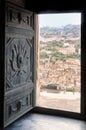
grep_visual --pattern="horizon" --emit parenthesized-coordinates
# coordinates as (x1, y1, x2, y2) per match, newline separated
(40, 24, 80, 29)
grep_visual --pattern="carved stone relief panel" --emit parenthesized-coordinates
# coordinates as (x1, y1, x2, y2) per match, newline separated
(8, 95, 29, 117)
(4, 90, 33, 126)
(6, 37, 34, 91)
(6, 5, 34, 29)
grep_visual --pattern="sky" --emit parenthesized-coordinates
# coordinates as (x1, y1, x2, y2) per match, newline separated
(39, 13, 81, 28)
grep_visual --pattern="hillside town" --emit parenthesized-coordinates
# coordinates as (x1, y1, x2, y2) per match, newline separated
(37, 24, 81, 112)
(39, 25, 80, 93)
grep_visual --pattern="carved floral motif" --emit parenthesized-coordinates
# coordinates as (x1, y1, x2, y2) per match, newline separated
(10, 43, 29, 76)
(6, 38, 33, 90)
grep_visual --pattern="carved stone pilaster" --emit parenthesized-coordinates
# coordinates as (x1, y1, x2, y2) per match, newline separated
(3, 2, 35, 128)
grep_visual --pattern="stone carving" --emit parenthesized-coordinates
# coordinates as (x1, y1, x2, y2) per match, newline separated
(6, 37, 33, 90)
(6, 0, 25, 7)
(8, 95, 29, 117)
(7, 7, 33, 28)
(10, 44, 28, 76)
(4, 4, 35, 128)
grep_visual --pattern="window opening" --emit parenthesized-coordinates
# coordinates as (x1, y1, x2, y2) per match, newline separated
(37, 13, 81, 113)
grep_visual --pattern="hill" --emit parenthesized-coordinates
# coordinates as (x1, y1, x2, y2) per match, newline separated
(40, 24, 80, 39)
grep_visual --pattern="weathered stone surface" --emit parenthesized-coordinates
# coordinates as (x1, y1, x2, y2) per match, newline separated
(3, 2, 36, 127)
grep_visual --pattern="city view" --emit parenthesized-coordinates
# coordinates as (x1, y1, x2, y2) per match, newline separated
(37, 13, 81, 113)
